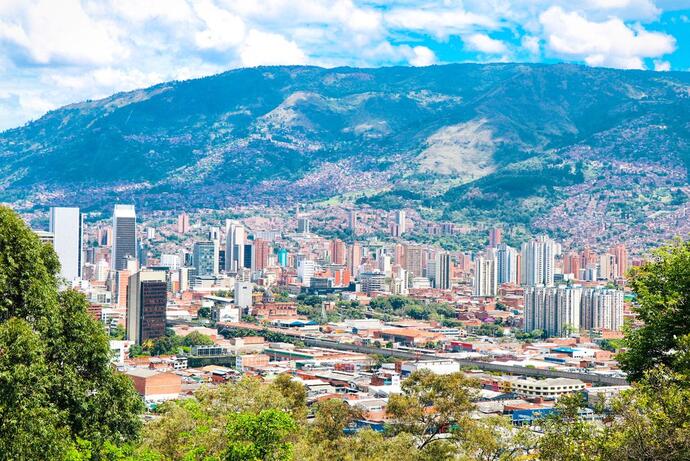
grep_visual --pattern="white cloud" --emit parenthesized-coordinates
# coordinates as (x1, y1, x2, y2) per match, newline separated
(409, 46, 436, 66)
(385, 8, 496, 39)
(193, 0, 246, 51)
(540, 6, 676, 69)
(464, 33, 508, 54)
(654, 59, 671, 71)
(521, 35, 540, 55)
(239, 29, 307, 67)
(0, 0, 127, 65)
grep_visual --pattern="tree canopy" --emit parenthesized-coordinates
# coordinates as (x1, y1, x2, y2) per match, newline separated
(0, 206, 144, 459)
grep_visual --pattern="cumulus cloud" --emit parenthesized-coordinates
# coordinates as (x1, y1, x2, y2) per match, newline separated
(539, 6, 676, 69)
(0, 0, 127, 65)
(239, 29, 307, 67)
(464, 33, 508, 54)
(0, 0, 685, 129)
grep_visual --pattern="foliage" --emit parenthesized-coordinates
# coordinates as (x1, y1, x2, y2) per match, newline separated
(619, 240, 690, 380)
(225, 410, 297, 461)
(0, 206, 144, 459)
(386, 370, 478, 451)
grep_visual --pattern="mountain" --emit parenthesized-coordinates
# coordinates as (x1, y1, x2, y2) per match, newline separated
(2, 63, 690, 246)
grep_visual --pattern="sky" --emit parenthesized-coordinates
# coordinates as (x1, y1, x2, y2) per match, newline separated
(1, 0, 689, 131)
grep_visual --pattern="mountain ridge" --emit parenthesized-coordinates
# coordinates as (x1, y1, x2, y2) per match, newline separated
(2, 62, 690, 246)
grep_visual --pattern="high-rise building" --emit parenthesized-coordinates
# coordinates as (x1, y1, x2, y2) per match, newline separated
(113, 270, 130, 308)
(524, 285, 584, 337)
(581, 288, 624, 332)
(474, 255, 497, 297)
(297, 218, 310, 234)
(193, 241, 219, 276)
(488, 227, 502, 248)
(126, 270, 167, 344)
(610, 244, 628, 279)
(347, 242, 362, 277)
(563, 252, 581, 279)
(348, 210, 357, 234)
(599, 253, 616, 281)
(49, 206, 83, 282)
(252, 239, 270, 272)
(496, 243, 518, 285)
(298, 260, 316, 286)
(360, 272, 388, 294)
(435, 252, 452, 290)
(404, 245, 424, 278)
(520, 235, 559, 287)
(330, 239, 347, 265)
(277, 248, 289, 267)
(225, 221, 246, 272)
(112, 205, 137, 271)
(177, 212, 190, 234)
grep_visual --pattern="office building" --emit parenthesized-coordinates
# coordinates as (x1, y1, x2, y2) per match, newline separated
(193, 241, 219, 277)
(112, 205, 137, 271)
(235, 281, 253, 309)
(404, 245, 424, 278)
(297, 217, 310, 234)
(49, 206, 83, 282)
(225, 221, 246, 272)
(435, 252, 452, 290)
(360, 272, 388, 294)
(252, 239, 270, 272)
(127, 270, 167, 345)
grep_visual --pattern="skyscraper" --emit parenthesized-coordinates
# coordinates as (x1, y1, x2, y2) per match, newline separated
(225, 221, 246, 272)
(496, 243, 518, 285)
(193, 241, 219, 276)
(435, 252, 452, 290)
(252, 238, 270, 272)
(474, 255, 497, 297)
(330, 239, 347, 265)
(610, 244, 628, 279)
(126, 270, 167, 344)
(112, 204, 137, 271)
(404, 244, 424, 278)
(297, 218, 310, 234)
(581, 288, 624, 332)
(520, 235, 559, 287)
(488, 227, 502, 248)
(524, 285, 583, 337)
(395, 210, 406, 235)
(347, 242, 362, 278)
(49, 206, 83, 282)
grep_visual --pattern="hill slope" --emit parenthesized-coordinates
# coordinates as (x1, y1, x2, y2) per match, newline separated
(2, 63, 690, 244)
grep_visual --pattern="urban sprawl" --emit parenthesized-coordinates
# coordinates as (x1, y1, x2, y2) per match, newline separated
(34, 204, 635, 428)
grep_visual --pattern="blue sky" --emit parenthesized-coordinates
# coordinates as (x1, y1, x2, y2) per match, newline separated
(1, 0, 689, 130)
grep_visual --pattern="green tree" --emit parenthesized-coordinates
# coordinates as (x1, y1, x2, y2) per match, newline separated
(0, 206, 144, 458)
(619, 241, 690, 380)
(183, 331, 215, 348)
(386, 370, 478, 453)
(224, 410, 297, 461)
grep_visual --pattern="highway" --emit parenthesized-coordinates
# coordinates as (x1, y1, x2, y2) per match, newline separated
(218, 322, 629, 386)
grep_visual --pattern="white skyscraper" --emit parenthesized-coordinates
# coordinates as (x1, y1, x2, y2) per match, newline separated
(112, 205, 137, 271)
(49, 206, 83, 283)
(473, 255, 497, 297)
(525, 285, 584, 337)
(520, 235, 559, 287)
(435, 252, 452, 290)
(225, 221, 246, 272)
(395, 210, 406, 235)
(496, 243, 518, 285)
(582, 288, 624, 332)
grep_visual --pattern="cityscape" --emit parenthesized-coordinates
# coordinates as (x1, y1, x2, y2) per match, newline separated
(2, 0, 690, 460)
